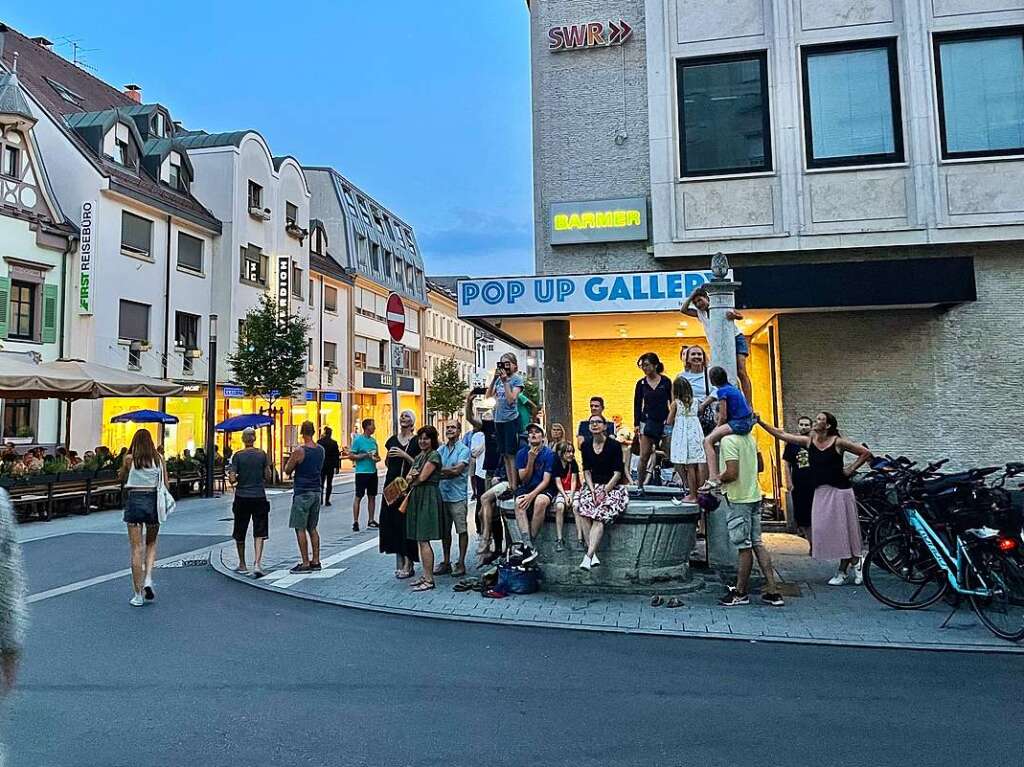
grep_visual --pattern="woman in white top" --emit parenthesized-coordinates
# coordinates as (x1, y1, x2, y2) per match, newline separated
(119, 429, 169, 607)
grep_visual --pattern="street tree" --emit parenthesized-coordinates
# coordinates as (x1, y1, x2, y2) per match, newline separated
(229, 294, 310, 472)
(426, 356, 468, 420)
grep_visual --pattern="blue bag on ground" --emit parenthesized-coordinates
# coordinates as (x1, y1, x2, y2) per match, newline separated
(496, 563, 541, 594)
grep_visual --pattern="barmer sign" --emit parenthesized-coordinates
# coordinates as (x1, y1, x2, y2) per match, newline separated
(548, 20, 633, 52)
(549, 197, 648, 245)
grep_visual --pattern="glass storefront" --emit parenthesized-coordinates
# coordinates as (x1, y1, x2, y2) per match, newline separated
(101, 397, 160, 452)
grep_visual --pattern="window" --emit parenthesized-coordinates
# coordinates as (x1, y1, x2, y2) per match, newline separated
(118, 300, 150, 342)
(168, 159, 181, 190)
(383, 251, 392, 279)
(45, 77, 82, 106)
(9, 281, 35, 340)
(407, 308, 419, 334)
(291, 263, 303, 299)
(404, 229, 416, 254)
(406, 265, 415, 287)
(2, 400, 32, 439)
(323, 341, 338, 367)
(935, 28, 1024, 159)
(240, 244, 269, 286)
(324, 285, 338, 313)
(111, 123, 131, 166)
(153, 112, 167, 138)
(372, 210, 386, 235)
(174, 311, 200, 350)
(286, 201, 298, 226)
(395, 259, 405, 288)
(370, 243, 381, 272)
(357, 197, 372, 224)
(311, 228, 325, 256)
(801, 39, 903, 168)
(247, 180, 263, 210)
(121, 211, 153, 258)
(383, 217, 396, 241)
(343, 187, 358, 215)
(1, 146, 19, 178)
(177, 232, 204, 273)
(677, 51, 772, 176)
(309, 278, 315, 307)
(355, 235, 369, 269)
(354, 335, 381, 369)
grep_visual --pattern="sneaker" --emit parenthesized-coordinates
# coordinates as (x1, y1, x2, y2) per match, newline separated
(718, 591, 750, 607)
(579, 555, 592, 571)
(521, 546, 539, 565)
(290, 563, 312, 574)
(252, 567, 265, 579)
(591, 554, 601, 567)
(670, 496, 685, 507)
(852, 559, 864, 585)
(506, 543, 525, 566)
(129, 593, 144, 607)
(761, 592, 785, 607)
(309, 562, 322, 571)
(352, 522, 360, 532)
(368, 520, 379, 529)
(828, 571, 848, 586)
(555, 539, 565, 553)
(143, 585, 155, 601)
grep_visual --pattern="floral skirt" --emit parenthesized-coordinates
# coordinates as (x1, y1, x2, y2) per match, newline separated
(577, 485, 629, 524)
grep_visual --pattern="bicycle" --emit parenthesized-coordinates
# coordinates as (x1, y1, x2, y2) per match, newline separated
(863, 468, 1024, 641)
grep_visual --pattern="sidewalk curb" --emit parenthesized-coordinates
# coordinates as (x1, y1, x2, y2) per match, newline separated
(210, 542, 1024, 656)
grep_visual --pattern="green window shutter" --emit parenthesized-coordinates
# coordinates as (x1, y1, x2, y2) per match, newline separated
(0, 275, 9, 339)
(42, 283, 59, 344)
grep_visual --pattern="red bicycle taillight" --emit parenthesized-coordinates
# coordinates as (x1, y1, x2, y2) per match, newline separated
(997, 537, 1018, 552)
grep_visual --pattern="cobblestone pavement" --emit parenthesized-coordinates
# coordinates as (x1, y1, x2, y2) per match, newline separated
(212, 490, 1022, 653)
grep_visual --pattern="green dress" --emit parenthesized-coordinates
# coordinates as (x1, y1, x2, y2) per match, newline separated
(405, 450, 442, 542)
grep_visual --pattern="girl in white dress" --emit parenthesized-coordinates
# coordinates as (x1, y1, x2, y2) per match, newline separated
(667, 376, 706, 502)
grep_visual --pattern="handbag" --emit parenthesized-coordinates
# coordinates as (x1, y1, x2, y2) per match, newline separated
(698, 367, 718, 435)
(156, 483, 176, 523)
(383, 477, 409, 507)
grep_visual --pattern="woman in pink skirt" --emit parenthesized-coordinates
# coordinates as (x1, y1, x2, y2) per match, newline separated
(757, 412, 872, 585)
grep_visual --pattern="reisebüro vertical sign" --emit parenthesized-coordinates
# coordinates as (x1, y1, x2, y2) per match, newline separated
(77, 201, 95, 315)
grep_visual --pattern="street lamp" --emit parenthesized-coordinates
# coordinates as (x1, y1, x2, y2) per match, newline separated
(204, 314, 218, 498)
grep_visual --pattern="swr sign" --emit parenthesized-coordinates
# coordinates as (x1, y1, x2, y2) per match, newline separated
(548, 20, 632, 52)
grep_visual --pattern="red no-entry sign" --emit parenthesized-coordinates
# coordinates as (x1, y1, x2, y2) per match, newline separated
(386, 293, 406, 343)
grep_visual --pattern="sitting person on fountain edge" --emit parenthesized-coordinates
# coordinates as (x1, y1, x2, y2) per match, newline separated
(510, 423, 557, 565)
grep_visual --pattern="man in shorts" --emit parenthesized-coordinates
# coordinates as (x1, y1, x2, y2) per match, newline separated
(717, 430, 784, 607)
(349, 419, 380, 532)
(512, 423, 557, 564)
(487, 353, 524, 491)
(227, 427, 272, 577)
(437, 422, 471, 577)
(285, 421, 325, 573)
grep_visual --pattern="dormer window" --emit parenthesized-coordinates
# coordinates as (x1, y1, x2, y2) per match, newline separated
(372, 210, 386, 236)
(153, 112, 168, 138)
(357, 197, 372, 224)
(105, 122, 132, 166)
(342, 187, 358, 215)
(1, 146, 19, 179)
(45, 77, 82, 106)
(165, 151, 186, 192)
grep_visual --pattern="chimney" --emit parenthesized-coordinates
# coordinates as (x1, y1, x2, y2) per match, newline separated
(30, 36, 54, 50)
(123, 84, 142, 103)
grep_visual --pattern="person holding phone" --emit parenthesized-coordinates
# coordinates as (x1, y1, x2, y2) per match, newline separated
(487, 353, 525, 493)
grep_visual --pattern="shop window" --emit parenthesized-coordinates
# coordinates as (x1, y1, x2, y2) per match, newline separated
(2, 399, 33, 439)
(8, 281, 35, 340)
(935, 28, 1024, 159)
(121, 211, 153, 258)
(801, 39, 903, 168)
(677, 51, 772, 176)
(1, 145, 19, 179)
(247, 180, 263, 210)
(177, 231, 204, 274)
(240, 244, 268, 287)
(324, 285, 338, 313)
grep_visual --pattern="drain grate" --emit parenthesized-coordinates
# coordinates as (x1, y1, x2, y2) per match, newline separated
(157, 555, 210, 569)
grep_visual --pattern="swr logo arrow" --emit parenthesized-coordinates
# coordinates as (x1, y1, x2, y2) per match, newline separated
(608, 20, 633, 45)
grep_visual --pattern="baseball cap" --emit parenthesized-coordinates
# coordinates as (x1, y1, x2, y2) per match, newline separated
(525, 423, 544, 434)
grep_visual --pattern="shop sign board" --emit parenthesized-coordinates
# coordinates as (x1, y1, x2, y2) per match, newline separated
(223, 385, 246, 398)
(548, 20, 632, 52)
(550, 197, 648, 245)
(362, 371, 414, 393)
(322, 391, 340, 402)
(457, 269, 728, 319)
(276, 256, 290, 324)
(77, 201, 95, 315)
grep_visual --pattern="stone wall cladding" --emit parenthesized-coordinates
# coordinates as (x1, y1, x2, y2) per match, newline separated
(530, 0, 658, 276)
(779, 248, 1023, 469)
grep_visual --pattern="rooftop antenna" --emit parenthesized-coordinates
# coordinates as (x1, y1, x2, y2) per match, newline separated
(55, 36, 99, 71)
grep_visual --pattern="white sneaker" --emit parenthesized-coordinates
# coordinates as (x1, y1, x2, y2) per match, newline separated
(579, 555, 592, 571)
(129, 593, 144, 607)
(852, 560, 864, 585)
(590, 554, 601, 567)
(828, 571, 848, 586)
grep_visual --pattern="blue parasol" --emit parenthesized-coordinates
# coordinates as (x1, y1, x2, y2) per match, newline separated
(110, 409, 179, 425)
(215, 414, 274, 433)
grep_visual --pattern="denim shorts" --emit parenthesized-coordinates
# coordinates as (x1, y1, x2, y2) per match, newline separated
(735, 334, 750, 356)
(728, 413, 756, 435)
(495, 420, 520, 457)
(123, 489, 159, 526)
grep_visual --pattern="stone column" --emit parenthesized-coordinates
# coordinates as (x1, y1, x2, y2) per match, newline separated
(542, 319, 572, 431)
(703, 259, 742, 570)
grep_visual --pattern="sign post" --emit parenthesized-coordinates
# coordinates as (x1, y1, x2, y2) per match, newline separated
(386, 293, 407, 437)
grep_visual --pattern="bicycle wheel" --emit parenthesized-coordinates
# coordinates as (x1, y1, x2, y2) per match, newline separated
(968, 550, 1024, 642)
(870, 512, 905, 551)
(863, 533, 948, 609)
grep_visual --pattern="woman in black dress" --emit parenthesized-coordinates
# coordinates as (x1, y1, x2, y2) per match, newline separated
(379, 410, 421, 579)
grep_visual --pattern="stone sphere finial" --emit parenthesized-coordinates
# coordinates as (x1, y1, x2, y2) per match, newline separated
(710, 252, 730, 280)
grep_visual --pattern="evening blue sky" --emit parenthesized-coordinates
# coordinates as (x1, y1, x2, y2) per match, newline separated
(4, 1, 535, 277)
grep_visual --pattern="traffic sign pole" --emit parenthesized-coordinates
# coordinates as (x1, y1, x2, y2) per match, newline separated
(386, 294, 407, 437)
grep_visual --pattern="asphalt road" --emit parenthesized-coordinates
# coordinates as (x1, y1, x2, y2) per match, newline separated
(5, 487, 1023, 767)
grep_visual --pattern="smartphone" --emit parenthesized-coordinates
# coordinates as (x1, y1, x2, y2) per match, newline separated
(471, 386, 487, 396)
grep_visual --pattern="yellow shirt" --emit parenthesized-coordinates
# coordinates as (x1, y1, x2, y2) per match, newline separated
(719, 433, 761, 504)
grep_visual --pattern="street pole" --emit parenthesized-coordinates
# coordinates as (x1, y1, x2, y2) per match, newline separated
(390, 341, 399, 438)
(204, 314, 218, 498)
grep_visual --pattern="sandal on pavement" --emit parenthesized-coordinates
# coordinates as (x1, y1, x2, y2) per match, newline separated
(433, 563, 452, 576)
(666, 597, 684, 609)
(412, 581, 435, 592)
(698, 479, 721, 492)
(396, 569, 415, 580)
(650, 595, 664, 607)
(451, 565, 467, 577)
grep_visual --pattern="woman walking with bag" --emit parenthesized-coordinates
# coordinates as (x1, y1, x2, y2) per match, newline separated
(119, 429, 172, 607)
(380, 410, 421, 580)
(756, 412, 873, 585)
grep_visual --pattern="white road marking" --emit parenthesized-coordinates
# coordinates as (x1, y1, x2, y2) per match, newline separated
(269, 568, 347, 588)
(258, 535, 379, 589)
(26, 544, 219, 603)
